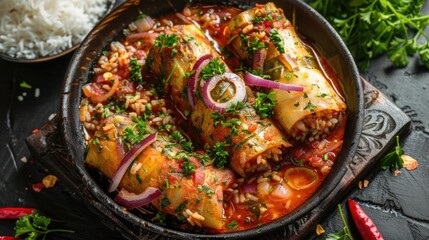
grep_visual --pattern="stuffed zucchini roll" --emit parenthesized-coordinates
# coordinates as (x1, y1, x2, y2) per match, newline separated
(86, 114, 235, 230)
(147, 24, 290, 176)
(227, 2, 347, 142)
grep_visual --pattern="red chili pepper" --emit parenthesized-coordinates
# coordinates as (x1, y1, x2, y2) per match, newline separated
(348, 199, 384, 240)
(0, 207, 35, 219)
(0, 236, 20, 240)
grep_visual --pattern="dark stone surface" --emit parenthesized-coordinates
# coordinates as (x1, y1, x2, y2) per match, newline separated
(1, 1, 428, 240)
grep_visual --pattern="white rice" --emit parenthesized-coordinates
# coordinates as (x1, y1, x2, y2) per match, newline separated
(0, 0, 109, 59)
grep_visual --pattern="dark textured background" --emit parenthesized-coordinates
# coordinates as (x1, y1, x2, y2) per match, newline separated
(1, 0, 428, 239)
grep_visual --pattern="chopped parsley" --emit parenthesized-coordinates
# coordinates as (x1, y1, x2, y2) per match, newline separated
(183, 36, 195, 42)
(252, 92, 277, 119)
(226, 220, 238, 229)
(240, 34, 266, 54)
(317, 93, 329, 98)
(284, 70, 298, 80)
(198, 185, 215, 197)
(201, 58, 226, 80)
(103, 108, 110, 119)
(221, 118, 241, 135)
(174, 201, 188, 213)
(181, 158, 196, 176)
(154, 34, 180, 52)
(123, 116, 149, 145)
(269, 28, 285, 54)
(212, 101, 245, 126)
(129, 57, 143, 83)
(152, 212, 167, 226)
(184, 70, 195, 79)
(252, 15, 273, 24)
(160, 196, 171, 209)
(92, 137, 102, 152)
(136, 174, 142, 184)
(170, 130, 194, 152)
(304, 101, 316, 112)
(207, 141, 230, 169)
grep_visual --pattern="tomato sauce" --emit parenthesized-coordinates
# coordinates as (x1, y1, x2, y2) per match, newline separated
(81, 3, 347, 233)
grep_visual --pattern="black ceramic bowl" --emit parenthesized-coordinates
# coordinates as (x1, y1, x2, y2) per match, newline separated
(61, 0, 363, 239)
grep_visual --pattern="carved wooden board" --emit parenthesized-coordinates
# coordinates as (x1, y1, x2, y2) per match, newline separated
(26, 78, 411, 239)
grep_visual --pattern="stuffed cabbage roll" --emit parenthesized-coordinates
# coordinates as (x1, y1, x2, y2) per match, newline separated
(227, 2, 346, 142)
(86, 114, 234, 230)
(147, 24, 291, 176)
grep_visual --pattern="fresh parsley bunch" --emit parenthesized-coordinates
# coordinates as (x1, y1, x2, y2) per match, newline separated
(15, 212, 74, 240)
(311, 0, 429, 70)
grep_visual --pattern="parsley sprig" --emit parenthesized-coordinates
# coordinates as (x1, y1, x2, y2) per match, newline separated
(181, 157, 196, 176)
(269, 28, 285, 54)
(311, 0, 429, 70)
(129, 57, 143, 83)
(326, 204, 353, 240)
(211, 102, 245, 136)
(206, 141, 230, 169)
(170, 130, 194, 152)
(252, 92, 277, 119)
(15, 212, 74, 240)
(123, 116, 150, 145)
(154, 34, 180, 52)
(380, 135, 404, 171)
(201, 58, 226, 80)
(252, 15, 273, 24)
(240, 34, 266, 54)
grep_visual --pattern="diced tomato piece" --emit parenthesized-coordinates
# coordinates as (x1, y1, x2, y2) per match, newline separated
(192, 169, 205, 185)
(134, 50, 146, 60)
(263, 21, 272, 27)
(116, 80, 135, 96)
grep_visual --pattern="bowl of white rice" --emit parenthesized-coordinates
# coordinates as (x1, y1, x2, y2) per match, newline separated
(0, 0, 115, 63)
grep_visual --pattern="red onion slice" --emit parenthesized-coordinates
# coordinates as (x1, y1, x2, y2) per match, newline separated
(244, 72, 304, 92)
(114, 187, 162, 209)
(188, 54, 213, 108)
(108, 132, 158, 193)
(202, 72, 246, 113)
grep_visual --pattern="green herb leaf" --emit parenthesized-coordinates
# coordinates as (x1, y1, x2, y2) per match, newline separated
(154, 34, 180, 51)
(201, 58, 226, 80)
(252, 15, 273, 24)
(226, 220, 238, 229)
(380, 135, 404, 171)
(325, 204, 353, 240)
(207, 141, 230, 169)
(311, 0, 429, 70)
(123, 116, 149, 145)
(19, 81, 32, 89)
(303, 101, 315, 112)
(181, 158, 196, 176)
(15, 212, 74, 240)
(252, 92, 277, 119)
(160, 196, 171, 209)
(240, 34, 266, 54)
(129, 57, 143, 83)
(269, 28, 285, 54)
